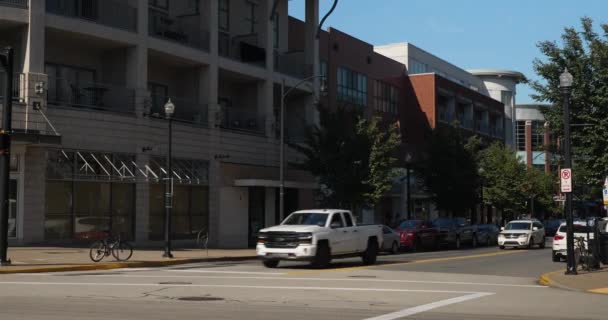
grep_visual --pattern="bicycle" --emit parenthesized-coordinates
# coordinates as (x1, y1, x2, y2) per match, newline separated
(89, 232, 133, 262)
(196, 228, 209, 256)
(574, 236, 590, 271)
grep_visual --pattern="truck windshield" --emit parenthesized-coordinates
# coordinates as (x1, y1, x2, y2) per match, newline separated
(505, 222, 531, 230)
(282, 213, 329, 226)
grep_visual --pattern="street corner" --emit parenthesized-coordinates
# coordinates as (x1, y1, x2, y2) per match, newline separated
(538, 269, 567, 288)
(588, 287, 608, 295)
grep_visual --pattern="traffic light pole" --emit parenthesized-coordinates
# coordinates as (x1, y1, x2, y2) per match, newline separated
(0, 47, 14, 266)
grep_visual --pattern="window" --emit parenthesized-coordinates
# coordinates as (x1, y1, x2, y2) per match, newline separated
(344, 213, 353, 227)
(531, 121, 544, 150)
(410, 60, 427, 74)
(437, 95, 449, 122)
(219, 0, 230, 32)
(330, 213, 344, 228)
(372, 80, 398, 114)
(337, 67, 367, 106)
(516, 120, 526, 151)
(244, 0, 257, 33)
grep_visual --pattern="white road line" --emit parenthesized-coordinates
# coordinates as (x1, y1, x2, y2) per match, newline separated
(40, 273, 545, 288)
(163, 270, 285, 275)
(363, 292, 494, 320)
(0, 281, 487, 295)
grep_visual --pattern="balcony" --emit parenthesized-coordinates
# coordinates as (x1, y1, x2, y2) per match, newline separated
(46, 0, 137, 32)
(148, 94, 208, 126)
(0, 0, 27, 8)
(219, 33, 266, 68)
(47, 77, 135, 114)
(148, 8, 209, 51)
(275, 51, 308, 79)
(219, 106, 265, 134)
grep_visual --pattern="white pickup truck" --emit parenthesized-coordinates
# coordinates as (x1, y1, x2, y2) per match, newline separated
(256, 209, 384, 268)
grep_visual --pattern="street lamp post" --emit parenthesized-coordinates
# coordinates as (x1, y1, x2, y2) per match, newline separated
(0, 47, 14, 266)
(279, 76, 326, 221)
(163, 98, 175, 258)
(478, 167, 485, 223)
(404, 152, 413, 220)
(560, 68, 576, 275)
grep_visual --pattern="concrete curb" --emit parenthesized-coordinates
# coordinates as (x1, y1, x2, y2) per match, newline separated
(538, 269, 608, 295)
(0, 256, 257, 274)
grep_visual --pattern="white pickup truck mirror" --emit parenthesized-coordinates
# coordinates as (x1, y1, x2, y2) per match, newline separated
(330, 222, 341, 229)
(500, 227, 505, 231)
(533, 227, 538, 231)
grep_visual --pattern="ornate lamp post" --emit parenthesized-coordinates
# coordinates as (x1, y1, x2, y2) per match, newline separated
(559, 68, 576, 275)
(163, 98, 175, 258)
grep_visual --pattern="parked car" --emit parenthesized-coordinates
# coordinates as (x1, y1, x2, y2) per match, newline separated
(381, 225, 401, 254)
(498, 220, 546, 249)
(544, 219, 565, 237)
(433, 217, 478, 249)
(256, 209, 384, 268)
(477, 224, 500, 246)
(395, 220, 439, 251)
(552, 221, 594, 262)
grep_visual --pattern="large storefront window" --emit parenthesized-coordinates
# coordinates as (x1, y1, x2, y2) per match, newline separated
(148, 158, 209, 240)
(45, 150, 136, 241)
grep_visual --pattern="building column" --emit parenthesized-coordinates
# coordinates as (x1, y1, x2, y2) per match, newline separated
(23, 0, 45, 74)
(525, 120, 532, 167)
(304, 0, 320, 126)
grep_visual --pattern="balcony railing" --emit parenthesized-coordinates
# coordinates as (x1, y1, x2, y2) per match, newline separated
(275, 51, 308, 79)
(0, 0, 28, 8)
(220, 106, 265, 134)
(46, 0, 137, 32)
(47, 77, 135, 114)
(148, 9, 209, 51)
(219, 33, 266, 68)
(148, 94, 208, 126)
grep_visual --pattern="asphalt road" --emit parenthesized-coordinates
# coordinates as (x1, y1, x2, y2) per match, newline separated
(0, 239, 604, 320)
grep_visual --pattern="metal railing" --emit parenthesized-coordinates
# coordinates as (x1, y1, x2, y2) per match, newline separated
(148, 94, 208, 126)
(219, 106, 265, 134)
(275, 51, 308, 79)
(0, 0, 28, 8)
(47, 77, 135, 114)
(148, 9, 210, 51)
(46, 0, 137, 32)
(219, 33, 266, 68)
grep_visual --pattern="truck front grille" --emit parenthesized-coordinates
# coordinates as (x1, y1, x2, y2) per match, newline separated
(265, 232, 301, 249)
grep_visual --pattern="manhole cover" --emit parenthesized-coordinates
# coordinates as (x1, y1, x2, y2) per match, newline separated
(348, 275, 377, 278)
(158, 281, 192, 285)
(178, 296, 224, 302)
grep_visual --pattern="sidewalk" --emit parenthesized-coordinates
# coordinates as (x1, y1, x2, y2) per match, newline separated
(0, 247, 257, 274)
(540, 266, 608, 295)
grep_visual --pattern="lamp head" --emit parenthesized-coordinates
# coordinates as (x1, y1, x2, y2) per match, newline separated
(559, 68, 573, 89)
(164, 98, 175, 118)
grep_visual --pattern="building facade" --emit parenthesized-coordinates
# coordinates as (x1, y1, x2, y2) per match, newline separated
(514, 104, 552, 173)
(0, 0, 323, 248)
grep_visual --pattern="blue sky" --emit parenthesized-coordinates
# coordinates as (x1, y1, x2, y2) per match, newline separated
(289, 0, 608, 104)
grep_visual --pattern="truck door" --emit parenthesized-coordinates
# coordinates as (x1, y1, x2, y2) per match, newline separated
(341, 212, 358, 253)
(328, 213, 348, 254)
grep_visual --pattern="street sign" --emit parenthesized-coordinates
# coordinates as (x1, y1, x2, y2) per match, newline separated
(560, 169, 572, 193)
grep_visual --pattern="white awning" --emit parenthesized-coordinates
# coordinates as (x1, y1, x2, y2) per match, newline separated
(234, 179, 317, 189)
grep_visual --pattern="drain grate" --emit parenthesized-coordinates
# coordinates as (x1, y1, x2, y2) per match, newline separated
(158, 281, 192, 285)
(348, 275, 377, 278)
(178, 296, 224, 302)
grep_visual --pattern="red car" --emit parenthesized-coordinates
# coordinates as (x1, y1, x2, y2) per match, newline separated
(395, 220, 439, 251)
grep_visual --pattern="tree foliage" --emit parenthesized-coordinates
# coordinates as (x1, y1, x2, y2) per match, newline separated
(530, 17, 608, 194)
(417, 125, 480, 216)
(290, 106, 401, 209)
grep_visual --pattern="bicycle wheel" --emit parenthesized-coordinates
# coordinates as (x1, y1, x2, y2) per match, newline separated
(112, 241, 133, 261)
(89, 240, 106, 262)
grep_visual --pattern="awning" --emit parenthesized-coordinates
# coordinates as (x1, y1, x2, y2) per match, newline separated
(234, 179, 317, 189)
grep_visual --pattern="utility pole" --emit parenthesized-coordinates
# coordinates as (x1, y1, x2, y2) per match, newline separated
(0, 47, 14, 266)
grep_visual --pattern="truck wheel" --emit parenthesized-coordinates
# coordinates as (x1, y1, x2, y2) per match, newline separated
(472, 235, 478, 248)
(390, 241, 399, 254)
(552, 251, 560, 262)
(528, 237, 534, 249)
(262, 260, 279, 268)
(499, 245, 505, 250)
(540, 238, 546, 249)
(312, 242, 331, 268)
(362, 239, 378, 265)
(454, 237, 461, 250)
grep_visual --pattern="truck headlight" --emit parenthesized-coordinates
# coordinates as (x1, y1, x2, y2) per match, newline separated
(519, 234, 528, 238)
(257, 233, 268, 244)
(297, 233, 313, 244)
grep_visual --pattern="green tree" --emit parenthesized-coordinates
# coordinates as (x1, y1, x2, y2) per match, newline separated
(530, 17, 608, 196)
(417, 125, 480, 216)
(290, 106, 401, 210)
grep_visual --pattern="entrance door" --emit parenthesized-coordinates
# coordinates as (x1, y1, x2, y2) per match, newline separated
(248, 187, 265, 248)
(8, 179, 17, 238)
